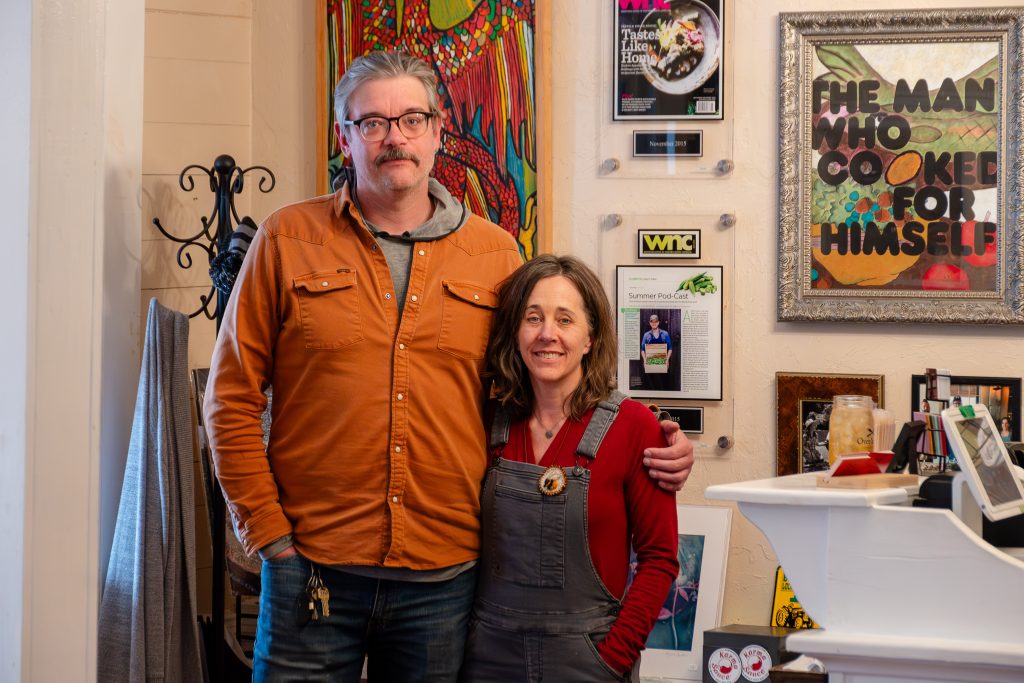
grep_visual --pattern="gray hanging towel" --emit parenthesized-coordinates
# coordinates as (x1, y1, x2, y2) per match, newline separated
(98, 298, 205, 682)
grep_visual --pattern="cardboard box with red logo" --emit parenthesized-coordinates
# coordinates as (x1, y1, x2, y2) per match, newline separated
(702, 624, 803, 683)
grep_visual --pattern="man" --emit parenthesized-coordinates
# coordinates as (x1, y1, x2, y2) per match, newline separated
(204, 50, 693, 683)
(641, 313, 673, 391)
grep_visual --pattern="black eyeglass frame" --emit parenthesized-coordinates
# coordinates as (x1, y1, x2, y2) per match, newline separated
(342, 111, 437, 140)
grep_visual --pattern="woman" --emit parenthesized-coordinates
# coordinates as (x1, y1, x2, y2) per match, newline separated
(461, 255, 679, 682)
(1000, 416, 1012, 442)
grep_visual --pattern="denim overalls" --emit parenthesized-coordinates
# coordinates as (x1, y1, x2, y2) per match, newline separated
(461, 393, 635, 682)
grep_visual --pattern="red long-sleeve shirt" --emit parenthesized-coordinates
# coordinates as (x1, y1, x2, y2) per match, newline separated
(500, 398, 679, 674)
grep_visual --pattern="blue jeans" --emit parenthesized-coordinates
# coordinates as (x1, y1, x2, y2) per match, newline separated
(253, 553, 476, 682)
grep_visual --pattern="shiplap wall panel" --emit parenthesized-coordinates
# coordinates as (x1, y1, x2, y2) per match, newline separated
(145, 11, 251, 61)
(143, 122, 251, 175)
(144, 59, 250, 126)
(142, 0, 251, 382)
(146, 0, 251, 17)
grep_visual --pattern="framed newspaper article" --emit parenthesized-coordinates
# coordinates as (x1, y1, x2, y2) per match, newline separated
(616, 265, 723, 400)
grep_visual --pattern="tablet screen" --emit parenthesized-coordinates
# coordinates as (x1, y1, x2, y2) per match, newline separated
(952, 414, 1023, 509)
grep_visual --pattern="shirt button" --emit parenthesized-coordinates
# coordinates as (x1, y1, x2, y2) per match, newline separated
(418, 249, 425, 256)
(398, 343, 406, 350)
(372, 244, 378, 251)
(396, 393, 404, 401)
(321, 281, 329, 287)
(473, 294, 480, 301)
(395, 446, 402, 453)
(384, 292, 392, 300)
(410, 294, 418, 302)
(392, 496, 399, 503)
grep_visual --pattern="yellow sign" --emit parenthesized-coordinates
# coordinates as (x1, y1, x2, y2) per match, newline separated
(771, 566, 819, 629)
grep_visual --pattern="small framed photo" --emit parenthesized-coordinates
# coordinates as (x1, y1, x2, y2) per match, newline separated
(613, 0, 726, 121)
(776, 372, 885, 476)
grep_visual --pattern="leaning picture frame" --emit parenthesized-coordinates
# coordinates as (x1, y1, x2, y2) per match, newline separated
(633, 504, 732, 682)
(777, 9, 1024, 323)
(910, 374, 1020, 441)
(776, 372, 884, 476)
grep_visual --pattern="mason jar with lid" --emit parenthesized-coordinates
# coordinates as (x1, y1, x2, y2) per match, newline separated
(828, 395, 875, 464)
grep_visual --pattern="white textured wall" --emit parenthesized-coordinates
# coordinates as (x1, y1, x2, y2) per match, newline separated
(550, 0, 1024, 625)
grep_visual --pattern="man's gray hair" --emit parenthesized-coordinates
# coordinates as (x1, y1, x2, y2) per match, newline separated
(334, 50, 442, 123)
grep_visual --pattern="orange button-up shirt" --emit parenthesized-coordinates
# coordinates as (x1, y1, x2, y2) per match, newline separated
(204, 185, 522, 568)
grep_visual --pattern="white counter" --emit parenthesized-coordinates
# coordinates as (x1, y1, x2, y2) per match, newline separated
(706, 473, 1024, 683)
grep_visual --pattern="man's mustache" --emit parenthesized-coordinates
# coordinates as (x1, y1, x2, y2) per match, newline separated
(375, 148, 419, 166)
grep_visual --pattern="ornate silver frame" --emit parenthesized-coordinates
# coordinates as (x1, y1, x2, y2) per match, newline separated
(777, 9, 1024, 323)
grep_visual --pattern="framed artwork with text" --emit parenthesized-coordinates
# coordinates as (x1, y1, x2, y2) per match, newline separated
(777, 9, 1024, 323)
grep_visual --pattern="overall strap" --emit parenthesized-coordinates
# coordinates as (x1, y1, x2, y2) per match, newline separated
(576, 391, 626, 460)
(489, 404, 514, 450)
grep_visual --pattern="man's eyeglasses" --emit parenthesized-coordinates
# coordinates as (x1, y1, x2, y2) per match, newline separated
(343, 111, 436, 142)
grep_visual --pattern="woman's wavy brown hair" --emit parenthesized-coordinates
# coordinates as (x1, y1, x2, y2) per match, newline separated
(485, 254, 617, 421)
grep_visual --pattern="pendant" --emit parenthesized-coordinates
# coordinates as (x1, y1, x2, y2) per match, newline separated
(538, 466, 567, 495)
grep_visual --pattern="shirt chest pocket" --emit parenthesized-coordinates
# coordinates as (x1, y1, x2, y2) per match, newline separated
(437, 280, 498, 360)
(293, 269, 364, 349)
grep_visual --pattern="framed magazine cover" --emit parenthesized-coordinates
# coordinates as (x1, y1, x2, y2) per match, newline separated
(613, 0, 725, 120)
(777, 9, 1024, 323)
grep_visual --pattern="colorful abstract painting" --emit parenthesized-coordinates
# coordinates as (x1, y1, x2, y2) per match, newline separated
(321, 0, 537, 259)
